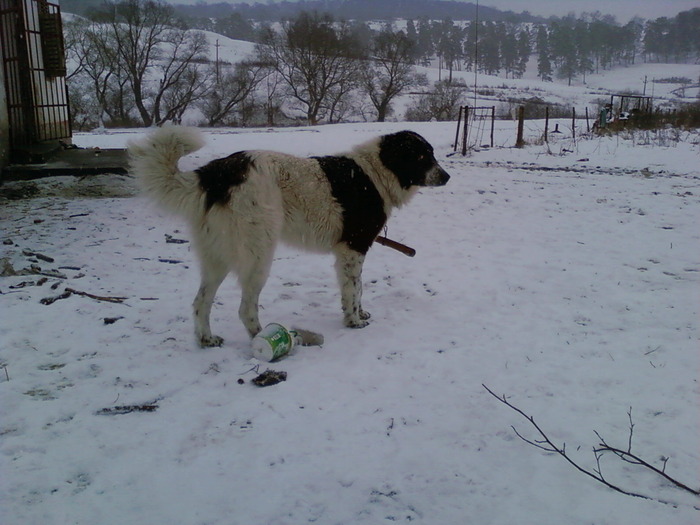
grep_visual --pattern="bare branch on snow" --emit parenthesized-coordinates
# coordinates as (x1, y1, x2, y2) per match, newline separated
(482, 384, 700, 506)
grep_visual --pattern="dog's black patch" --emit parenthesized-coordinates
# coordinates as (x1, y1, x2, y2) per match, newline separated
(314, 156, 386, 254)
(379, 131, 437, 189)
(196, 151, 252, 210)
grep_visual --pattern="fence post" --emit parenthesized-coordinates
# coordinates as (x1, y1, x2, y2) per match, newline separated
(515, 106, 525, 148)
(585, 107, 590, 132)
(572, 107, 576, 141)
(453, 106, 463, 152)
(461, 106, 470, 156)
(544, 106, 549, 143)
(490, 106, 495, 148)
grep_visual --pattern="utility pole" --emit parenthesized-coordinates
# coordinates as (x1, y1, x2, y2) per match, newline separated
(473, 0, 479, 108)
(215, 39, 221, 85)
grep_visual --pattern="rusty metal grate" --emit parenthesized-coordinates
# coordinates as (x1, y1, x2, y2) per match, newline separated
(0, 0, 71, 149)
(39, 8, 66, 77)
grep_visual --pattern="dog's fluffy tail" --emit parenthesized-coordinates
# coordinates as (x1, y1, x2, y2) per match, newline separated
(128, 125, 206, 217)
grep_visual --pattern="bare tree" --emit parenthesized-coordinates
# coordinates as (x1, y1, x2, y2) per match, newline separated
(151, 29, 210, 125)
(257, 12, 363, 125)
(64, 18, 100, 129)
(160, 60, 212, 125)
(362, 29, 425, 122)
(64, 18, 134, 127)
(260, 67, 284, 126)
(97, 0, 209, 126)
(63, 18, 89, 82)
(198, 61, 265, 126)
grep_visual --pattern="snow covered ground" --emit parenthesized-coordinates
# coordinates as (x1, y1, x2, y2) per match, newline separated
(414, 61, 700, 119)
(1, 121, 699, 524)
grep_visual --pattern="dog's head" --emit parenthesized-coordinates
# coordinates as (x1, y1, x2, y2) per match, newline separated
(378, 131, 451, 189)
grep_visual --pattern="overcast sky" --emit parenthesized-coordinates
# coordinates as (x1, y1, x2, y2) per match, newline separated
(164, 0, 698, 22)
(480, 0, 698, 21)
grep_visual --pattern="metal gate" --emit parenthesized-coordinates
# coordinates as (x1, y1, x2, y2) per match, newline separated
(0, 0, 71, 149)
(453, 106, 495, 155)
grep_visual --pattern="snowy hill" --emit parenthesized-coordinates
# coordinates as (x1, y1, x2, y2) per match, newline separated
(199, 30, 257, 64)
(202, 31, 700, 120)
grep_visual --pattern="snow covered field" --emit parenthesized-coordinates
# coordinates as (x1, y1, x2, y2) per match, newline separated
(1, 121, 698, 524)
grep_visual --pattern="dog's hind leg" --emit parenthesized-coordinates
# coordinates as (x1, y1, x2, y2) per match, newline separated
(236, 245, 275, 339)
(193, 257, 228, 348)
(334, 244, 370, 328)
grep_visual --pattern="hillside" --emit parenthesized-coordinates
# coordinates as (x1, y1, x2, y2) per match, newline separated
(194, 30, 700, 122)
(60, 0, 543, 23)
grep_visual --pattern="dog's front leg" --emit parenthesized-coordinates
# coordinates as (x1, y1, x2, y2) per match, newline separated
(334, 245, 371, 328)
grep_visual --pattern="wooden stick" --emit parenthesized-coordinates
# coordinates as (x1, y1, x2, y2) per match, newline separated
(66, 288, 127, 303)
(96, 404, 159, 415)
(374, 236, 416, 257)
(40, 290, 72, 305)
(41, 288, 128, 305)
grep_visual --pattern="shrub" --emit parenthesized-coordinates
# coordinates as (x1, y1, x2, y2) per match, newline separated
(405, 81, 466, 121)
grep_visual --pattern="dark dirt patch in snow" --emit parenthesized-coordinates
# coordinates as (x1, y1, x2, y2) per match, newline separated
(0, 174, 137, 201)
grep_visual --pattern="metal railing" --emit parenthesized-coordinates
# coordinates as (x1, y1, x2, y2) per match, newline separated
(0, 0, 71, 149)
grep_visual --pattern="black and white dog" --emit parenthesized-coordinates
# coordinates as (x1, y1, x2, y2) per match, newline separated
(129, 126, 450, 347)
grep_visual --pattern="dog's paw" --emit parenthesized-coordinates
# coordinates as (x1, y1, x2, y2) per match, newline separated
(199, 334, 224, 348)
(345, 318, 370, 329)
(359, 309, 371, 321)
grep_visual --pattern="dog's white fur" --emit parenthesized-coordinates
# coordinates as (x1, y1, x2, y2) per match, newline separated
(129, 126, 446, 346)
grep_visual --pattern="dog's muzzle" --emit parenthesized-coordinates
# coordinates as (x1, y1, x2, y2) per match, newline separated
(426, 165, 451, 187)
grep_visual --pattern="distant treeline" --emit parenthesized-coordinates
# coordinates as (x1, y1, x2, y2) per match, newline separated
(62, 1, 700, 130)
(184, 6, 700, 74)
(182, 8, 700, 86)
(62, 1, 700, 71)
(63, 0, 543, 24)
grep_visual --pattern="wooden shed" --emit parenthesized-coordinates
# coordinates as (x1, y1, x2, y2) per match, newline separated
(0, 0, 70, 162)
(0, 0, 126, 180)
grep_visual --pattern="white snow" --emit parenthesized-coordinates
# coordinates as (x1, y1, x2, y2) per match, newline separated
(199, 32, 257, 64)
(1, 119, 699, 524)
(412, 61, 700, 117)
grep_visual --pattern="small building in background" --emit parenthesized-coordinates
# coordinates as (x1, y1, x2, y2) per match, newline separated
(0, 0, 126, 180)
(0, 0, 70, 163)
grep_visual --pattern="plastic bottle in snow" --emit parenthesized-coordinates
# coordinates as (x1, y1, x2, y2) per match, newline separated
(251, 323, 301, 362)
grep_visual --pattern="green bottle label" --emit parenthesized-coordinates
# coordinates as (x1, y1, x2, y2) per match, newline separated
(261, 323, 293, 360)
